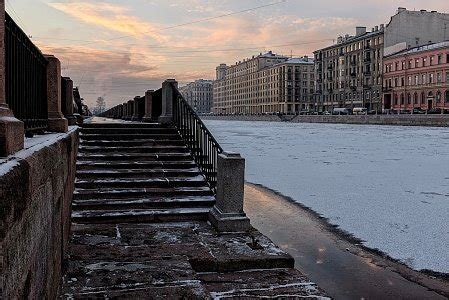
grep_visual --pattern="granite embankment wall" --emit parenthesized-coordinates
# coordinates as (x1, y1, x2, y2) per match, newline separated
(0, 127, 79, 299)
(202, 115, 449, 127)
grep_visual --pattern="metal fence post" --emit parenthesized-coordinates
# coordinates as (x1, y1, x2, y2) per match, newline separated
(0, 0, 24, 156)
(45, 55, 67, 133)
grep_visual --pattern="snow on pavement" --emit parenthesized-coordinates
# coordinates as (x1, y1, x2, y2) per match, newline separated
(205, 120, 449, 273)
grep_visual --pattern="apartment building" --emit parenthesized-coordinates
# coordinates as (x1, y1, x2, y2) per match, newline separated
(179, 79, 213, 114)
(383, 41, 449, 112)
(213, 52, 314, 114)
(314, 8, 449, 113)
(314, 26, 384, 113)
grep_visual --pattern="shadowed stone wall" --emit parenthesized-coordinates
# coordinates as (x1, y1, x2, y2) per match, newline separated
(0, 128, 79, 298)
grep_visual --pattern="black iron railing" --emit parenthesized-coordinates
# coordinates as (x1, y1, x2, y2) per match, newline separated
(172, 87, 223, 192)
(5, 13, 48, 133)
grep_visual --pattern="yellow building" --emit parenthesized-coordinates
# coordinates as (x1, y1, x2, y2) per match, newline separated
(213, 52, 315, 114)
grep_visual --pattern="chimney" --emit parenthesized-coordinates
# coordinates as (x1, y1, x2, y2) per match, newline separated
(375, 26, 379, 31)
(356, 26, 366, 36)
(398, 7, 406, 13)
(337, 36, 343, 44)
(380, 24, 385, 31)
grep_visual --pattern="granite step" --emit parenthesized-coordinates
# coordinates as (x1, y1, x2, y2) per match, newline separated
(78, 145, 189, 153)
(80, 128, 178, 135)
(71, 207, 211, 223)
(81, 123, 166, 129)
(80, 139, 186, 147)
(76, 161, 197, 170)
(73, 186, 213, 200)
(75, 176, 207, 189)
(75, 168, 202, 179)
(79, 133, 181, 141)
(72, 195, 215, 210)
(77, 153, 192, 162)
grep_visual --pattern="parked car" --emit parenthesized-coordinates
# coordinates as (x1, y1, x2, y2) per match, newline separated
(412, 108, 426, 114)
(332, 108, 350, 115)
(367, 110, 377, 115)
(428, 108, 442, 114)
(353, 107, 367, 115)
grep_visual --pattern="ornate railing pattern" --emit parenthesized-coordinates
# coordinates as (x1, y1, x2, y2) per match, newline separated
(172, 87, 223, 191)
(5, 13, 48, 133)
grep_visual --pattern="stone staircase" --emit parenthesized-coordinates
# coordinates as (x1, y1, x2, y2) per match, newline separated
(73, 122, 216, 224)
(62, 119, 327, 299)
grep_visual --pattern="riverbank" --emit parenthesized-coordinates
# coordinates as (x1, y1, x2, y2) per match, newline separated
(202, 114, 449, 127)
(244, 183, 449, 299)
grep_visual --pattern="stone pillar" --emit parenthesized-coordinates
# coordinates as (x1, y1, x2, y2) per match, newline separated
(209, 152, 251, 232)
(0, 0, 24, 156)
(132, 96, 140, 121)
(45, 55, 68, 132)
(117, 104, 122, 119)
(122, 103, 127, 120)
(127, 100, 133, 120)
(142, 90, 154, 122)
(159, 79, 177, 124)
(62, 77, 76, 125)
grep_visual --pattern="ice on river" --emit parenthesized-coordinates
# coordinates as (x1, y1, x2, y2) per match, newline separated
(205, 120, 449, 273)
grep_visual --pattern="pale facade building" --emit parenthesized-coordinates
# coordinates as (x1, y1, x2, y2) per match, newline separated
(314, 26, 384, 113)
(179, 79, 213, 114)
(213, 52, 314, 114)
(314, 8, 449, 113)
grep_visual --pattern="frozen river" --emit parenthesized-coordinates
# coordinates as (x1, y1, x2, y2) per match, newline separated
(204, 120, 449, 273)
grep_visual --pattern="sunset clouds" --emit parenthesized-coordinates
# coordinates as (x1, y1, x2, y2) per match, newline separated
(8, 0, 448, 107)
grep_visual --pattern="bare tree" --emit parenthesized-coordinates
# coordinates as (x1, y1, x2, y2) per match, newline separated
(94, 97, 106, 115)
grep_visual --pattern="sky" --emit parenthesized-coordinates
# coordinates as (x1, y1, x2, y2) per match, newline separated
(5, 0, 448, 108)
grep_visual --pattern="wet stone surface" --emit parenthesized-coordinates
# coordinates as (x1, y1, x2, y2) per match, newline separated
(62, 221, 328, 299)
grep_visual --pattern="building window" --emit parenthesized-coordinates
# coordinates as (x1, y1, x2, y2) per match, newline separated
(445, 91, 449, 103)
(407, 93, 411, 104)
(421, 92, 425, 104)
(414, 93, 418, 104)
(436, 91, 441, 103)
(394, 94, 398, 105)
(400, 94, 405, 105)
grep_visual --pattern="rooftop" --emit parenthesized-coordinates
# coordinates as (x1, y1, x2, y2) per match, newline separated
(282, 57, 314, 65)
(387, 40, 449, 58)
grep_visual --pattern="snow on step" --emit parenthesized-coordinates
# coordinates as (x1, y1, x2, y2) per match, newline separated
(73, 121, 216, 224)
(71, 207, 211, 223)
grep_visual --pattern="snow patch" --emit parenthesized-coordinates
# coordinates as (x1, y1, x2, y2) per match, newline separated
(205, 120, 449, 273)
